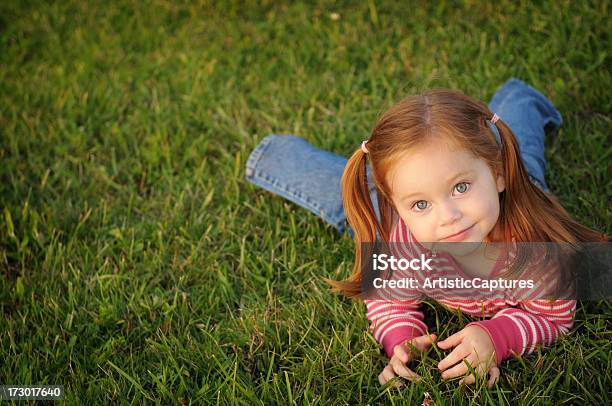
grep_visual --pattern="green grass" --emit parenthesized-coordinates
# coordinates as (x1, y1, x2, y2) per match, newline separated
(0, 0, 610, 404)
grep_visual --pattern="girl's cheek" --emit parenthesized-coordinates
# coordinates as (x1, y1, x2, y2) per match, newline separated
(409, 219, 435, 242)
(477, 191, 501, 226)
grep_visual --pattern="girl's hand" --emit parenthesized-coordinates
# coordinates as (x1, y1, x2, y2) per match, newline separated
(437, 326, 499, 388)
(378, 333, 437, 387)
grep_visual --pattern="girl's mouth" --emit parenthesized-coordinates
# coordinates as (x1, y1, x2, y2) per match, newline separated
(441, 224, 475, 242)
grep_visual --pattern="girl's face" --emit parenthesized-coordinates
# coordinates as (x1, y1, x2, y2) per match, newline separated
(386, 138, 505, 254)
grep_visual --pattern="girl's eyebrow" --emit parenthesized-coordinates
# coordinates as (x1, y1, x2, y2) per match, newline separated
(400, 170, 474, 202)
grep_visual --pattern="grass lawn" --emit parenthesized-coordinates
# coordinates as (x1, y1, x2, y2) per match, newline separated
(1, 0, 610, 404)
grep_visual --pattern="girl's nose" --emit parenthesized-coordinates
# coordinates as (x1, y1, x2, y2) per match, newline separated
(438, 201, 462, 226)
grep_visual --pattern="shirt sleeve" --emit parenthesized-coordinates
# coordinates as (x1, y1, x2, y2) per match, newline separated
(468, 299, 576, 365)
(364, 299, 428, 358)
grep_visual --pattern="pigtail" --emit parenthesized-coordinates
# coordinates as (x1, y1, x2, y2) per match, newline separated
(494, 117, 549, 241)
(325, 146, 383, 297)
(494, 117, 605, 243)
(493, 116, 608, 298)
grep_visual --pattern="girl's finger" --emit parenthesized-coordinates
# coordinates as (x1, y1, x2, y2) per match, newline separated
(459, 362, 489, 386)
(409, 333, 438, 353)
(378, 371, 403, 388)
(441, 353, 476, 380)
(437, 331, 463, 350)
(459, 374, 475, 385)
(394, 344, 410, 364)
(487, 366, 500, 388)
(391, 359, 421, 382)
(438, 343, 470, 371)
(379, 364, 396, 385)
(378, 365, 391, 385)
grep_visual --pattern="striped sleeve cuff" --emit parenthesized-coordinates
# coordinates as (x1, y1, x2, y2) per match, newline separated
(380, 321, 427, 358)
(468, 316, 524, 365)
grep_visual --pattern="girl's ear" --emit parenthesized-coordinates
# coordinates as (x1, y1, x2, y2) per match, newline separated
(496, 172, 506, 193)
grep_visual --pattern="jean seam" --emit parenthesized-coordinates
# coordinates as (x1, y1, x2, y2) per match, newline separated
(245, 136, 275, 177)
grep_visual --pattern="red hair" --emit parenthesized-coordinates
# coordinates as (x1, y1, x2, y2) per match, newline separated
(327, 89, 609, 298)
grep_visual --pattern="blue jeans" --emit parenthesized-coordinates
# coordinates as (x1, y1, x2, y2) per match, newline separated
(245, 78, 563, 235)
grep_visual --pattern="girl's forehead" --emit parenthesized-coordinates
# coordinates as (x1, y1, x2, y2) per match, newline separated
(385, 142, 490, 194)
(391, 139, 479, 173)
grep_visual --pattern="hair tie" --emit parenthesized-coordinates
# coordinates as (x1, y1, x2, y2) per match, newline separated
(487, 113, 502, 145)
(361, 140, 370, 154)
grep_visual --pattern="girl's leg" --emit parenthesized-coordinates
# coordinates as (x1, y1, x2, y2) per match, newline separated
(487, 78, 563, 194)
(245, 134, 378, 234)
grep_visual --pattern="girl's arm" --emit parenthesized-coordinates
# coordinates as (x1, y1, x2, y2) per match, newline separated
(467, 299, 576, 365)
(365, 299, 428, 357)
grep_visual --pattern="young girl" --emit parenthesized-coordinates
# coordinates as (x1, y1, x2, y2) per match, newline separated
(245, 78, 608, 388)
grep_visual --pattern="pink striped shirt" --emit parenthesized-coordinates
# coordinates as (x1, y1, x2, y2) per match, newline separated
(364, 218, 576, 364)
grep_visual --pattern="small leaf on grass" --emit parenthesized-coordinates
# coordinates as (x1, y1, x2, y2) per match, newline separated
(4, 208, 15, 238)
(15, 277, 25, 298)
(109, 227, 123, 240)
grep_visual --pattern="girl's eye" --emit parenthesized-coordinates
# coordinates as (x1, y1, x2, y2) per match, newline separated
(455, 182, 470, 194)
(412, 200, 429, 211)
